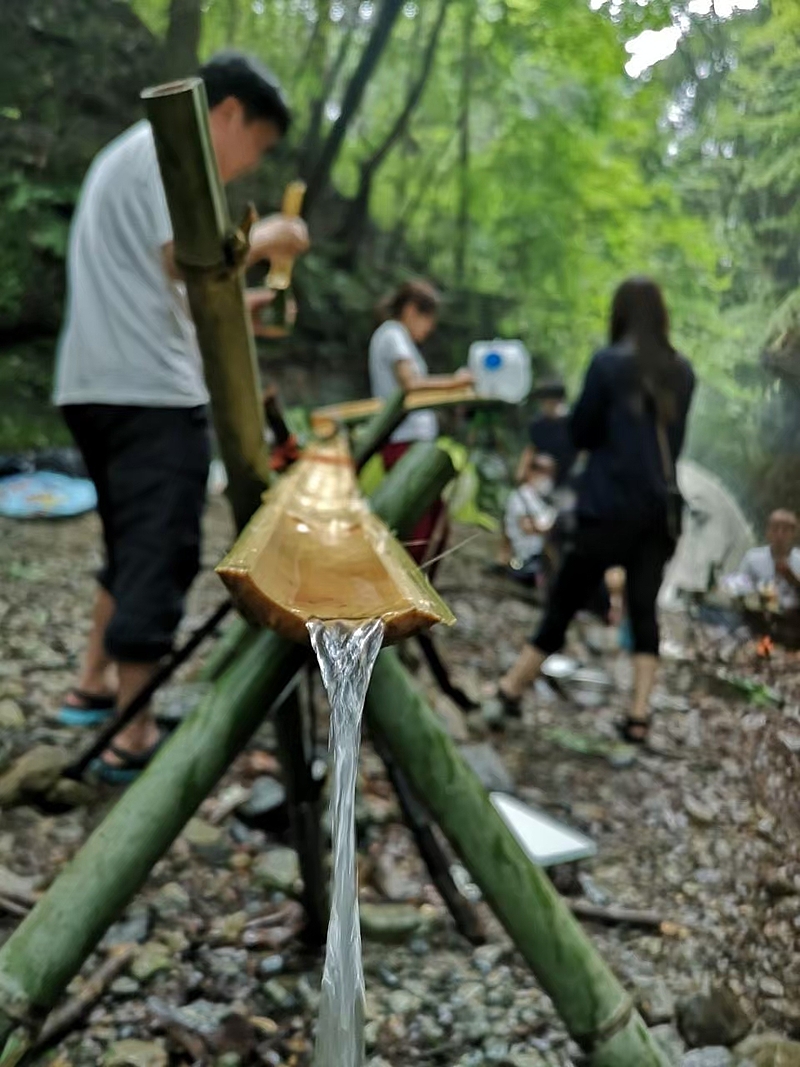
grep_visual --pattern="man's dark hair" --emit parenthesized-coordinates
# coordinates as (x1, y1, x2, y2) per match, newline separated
(532, 379, 567, 402)
(199, 51, 291, 135)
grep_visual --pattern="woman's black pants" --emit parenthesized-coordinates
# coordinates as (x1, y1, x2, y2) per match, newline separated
(533, 518, 674, 657)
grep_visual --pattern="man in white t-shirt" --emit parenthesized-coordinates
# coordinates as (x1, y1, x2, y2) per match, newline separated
(727, 508, 800, 611)
(53, 52, 309, 782)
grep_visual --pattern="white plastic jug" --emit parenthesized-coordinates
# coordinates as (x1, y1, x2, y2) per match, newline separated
(468, 339, 532, 404)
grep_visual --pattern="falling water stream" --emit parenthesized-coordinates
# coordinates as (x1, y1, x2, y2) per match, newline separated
(308, 618, 385, 1067)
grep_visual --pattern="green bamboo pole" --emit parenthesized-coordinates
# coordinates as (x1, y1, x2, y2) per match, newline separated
(365, 652, 668, 1067)
(142, 78, 271, 531)
(0, 443, 455, 1058)
(198, 616, 255, 683)
(352, 389, 406, 469)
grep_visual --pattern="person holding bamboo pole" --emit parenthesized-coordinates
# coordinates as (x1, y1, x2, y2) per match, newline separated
(488, 277, 695, 742)
(368, 280, 472, 566)
(53, 52, 309, 782)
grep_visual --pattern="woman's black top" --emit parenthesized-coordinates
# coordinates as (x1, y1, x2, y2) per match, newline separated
(570, 344, 695, 526)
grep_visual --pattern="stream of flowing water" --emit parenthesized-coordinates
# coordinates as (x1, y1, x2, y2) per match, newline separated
(308, 618, 385, 1067)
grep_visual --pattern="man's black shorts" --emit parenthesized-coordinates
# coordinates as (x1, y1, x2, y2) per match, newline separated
(62, 404, 211, 663)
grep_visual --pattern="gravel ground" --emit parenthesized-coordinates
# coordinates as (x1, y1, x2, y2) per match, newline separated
(1, 497, 799, 1067)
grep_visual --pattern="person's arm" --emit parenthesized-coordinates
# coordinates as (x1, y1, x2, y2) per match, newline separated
(776, 552, 800, 590)
(570, 354, 608, 450)
(161, 214, 310, 282)
(394, 360, 472, 392)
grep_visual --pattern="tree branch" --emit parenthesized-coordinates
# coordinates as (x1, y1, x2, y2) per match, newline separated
(163, 0, 202, 79)
(304, 0, 406, 210)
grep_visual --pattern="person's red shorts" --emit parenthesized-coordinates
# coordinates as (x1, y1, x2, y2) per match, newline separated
(381, 441, 448, 571)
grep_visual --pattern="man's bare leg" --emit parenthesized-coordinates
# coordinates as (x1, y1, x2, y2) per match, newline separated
(65, 587, 117, 704)
(102, 661, 161, 764)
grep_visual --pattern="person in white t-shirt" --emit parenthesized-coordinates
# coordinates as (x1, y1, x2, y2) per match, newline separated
(53, 52, 310, 782)
(368, 280, 471, 566)
(504, 454, 557, 575)
(726, 509, 800, 611)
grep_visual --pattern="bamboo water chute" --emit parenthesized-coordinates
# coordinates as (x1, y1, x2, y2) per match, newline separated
(217, 434, 454, 644)
(310, 383, 498, 438)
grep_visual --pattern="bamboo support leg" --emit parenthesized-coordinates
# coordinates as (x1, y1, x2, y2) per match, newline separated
(364, 651, 668, 1067)
(273, 679, 328, 947)
(369, 724, 484, 945)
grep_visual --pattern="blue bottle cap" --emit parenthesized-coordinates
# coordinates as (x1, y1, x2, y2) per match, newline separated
(484, 351, 502, 371)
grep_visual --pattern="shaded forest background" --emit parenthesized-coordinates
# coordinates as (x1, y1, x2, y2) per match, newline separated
(1, 0, 799, 518)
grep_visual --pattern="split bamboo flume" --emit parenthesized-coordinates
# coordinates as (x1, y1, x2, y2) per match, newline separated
(310, 384, 494, 437)
(217, 435, 455, 644)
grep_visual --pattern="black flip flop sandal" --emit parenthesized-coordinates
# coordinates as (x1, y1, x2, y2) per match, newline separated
(89, 738, 164, 785)
(57, 688, 116, 727)
(616, 717, 649, 745)
(483, 685, 523, 731)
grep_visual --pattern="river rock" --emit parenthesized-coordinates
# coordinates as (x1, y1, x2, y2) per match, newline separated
(238, 776, 286, 819)
(258, 954, 285, 978)
(360, 903, 424, 943)
(131, 943, 173, 982)
(261, 978, 297, 1012)
(677, 986, 752, 1048)
(104, 908, 151, 947)
(758, 976, 785, 998)
(152, 881, 190, 920)
(681, 1050, 734, 1067)
(209, 911, 247, 945)
(458, 743, 515, 793)
(0, 745, 68, 806)
(110, 976, 140, 998)
(103, 1039, 168, 1067)
(386, 989, 422, 1015)
(637, 977, 676, 1025)
(252, 847, 300, 894)
(0, 698, 24, 728)
(147, 997, 232, 1038)
(651, 1023, 688, 1065)
(734, 1033, 800, 1066)
(182, 817, 225, 854)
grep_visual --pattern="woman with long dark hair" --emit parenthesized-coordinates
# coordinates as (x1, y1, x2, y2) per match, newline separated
(490, 277, 695, 741)
(369, 279, 471, 564)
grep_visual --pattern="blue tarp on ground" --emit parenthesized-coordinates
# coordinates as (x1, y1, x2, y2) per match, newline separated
(0, 471, 97, 519)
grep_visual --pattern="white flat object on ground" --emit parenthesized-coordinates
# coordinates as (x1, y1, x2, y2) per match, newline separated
(490, 793, 597, 867)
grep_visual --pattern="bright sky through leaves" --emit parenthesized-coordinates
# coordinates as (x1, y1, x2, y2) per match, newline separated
(590, 0, 759, 78)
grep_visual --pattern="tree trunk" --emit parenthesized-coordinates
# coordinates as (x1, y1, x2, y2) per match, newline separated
(343, 0, 449, 262)
(164, 0, 202, 79)
(364, 652, 669, 1067)
(0, 442, 457, 1059)
(142, 79, 271, 532)
(304, 0, 406, 211)
(454, 0, 475, 285)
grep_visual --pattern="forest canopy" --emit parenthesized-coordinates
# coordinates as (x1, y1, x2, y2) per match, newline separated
(1, 0, 798, 506)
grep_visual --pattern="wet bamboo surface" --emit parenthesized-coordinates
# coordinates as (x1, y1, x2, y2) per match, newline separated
(217, 436, 455, 644)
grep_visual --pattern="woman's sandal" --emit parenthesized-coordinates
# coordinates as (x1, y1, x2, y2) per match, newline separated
(483, 684, 523, 730)
(616, 716, 649, 745)
(89, 738, 163, 786)
(56, 689, 116, 728)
